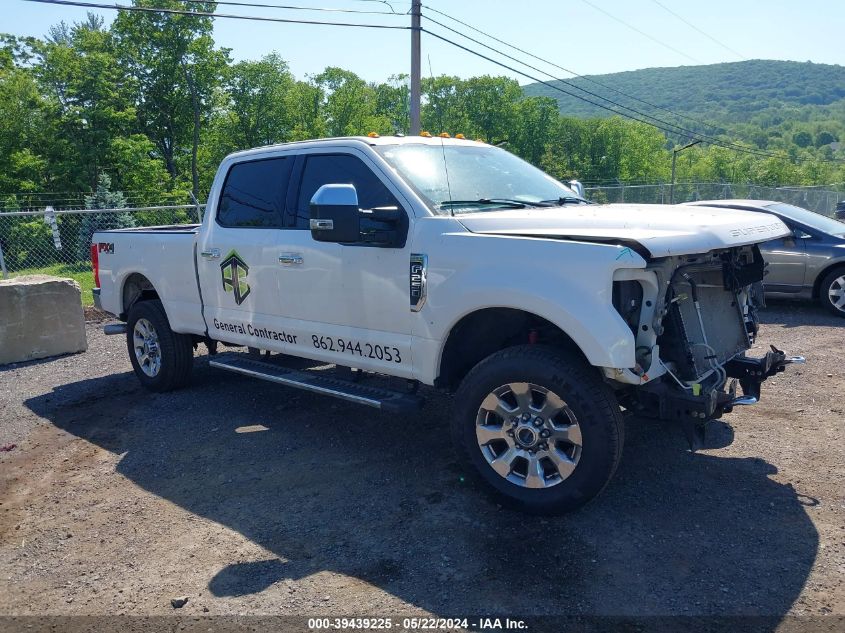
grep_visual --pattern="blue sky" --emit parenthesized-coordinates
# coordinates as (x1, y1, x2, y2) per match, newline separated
(5, 0, 843, 83)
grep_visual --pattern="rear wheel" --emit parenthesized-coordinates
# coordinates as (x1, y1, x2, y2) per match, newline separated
(819, 267, 845, 317)
(452, 345, 624, 515)
(126, 300, 194, 391)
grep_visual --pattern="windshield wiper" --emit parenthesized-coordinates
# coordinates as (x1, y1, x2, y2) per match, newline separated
(439, 198, 543, 210)
(538, 196, 592, 206)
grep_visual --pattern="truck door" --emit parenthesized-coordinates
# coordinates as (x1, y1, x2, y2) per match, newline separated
(278, 150, 416, 377)
(197, 154, 298, 350)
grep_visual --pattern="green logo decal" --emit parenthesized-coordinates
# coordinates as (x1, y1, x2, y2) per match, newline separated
(220, 250, 251, 305)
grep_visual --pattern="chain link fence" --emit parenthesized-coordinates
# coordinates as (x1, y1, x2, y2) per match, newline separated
(0, 202, 203, 304)
(584, 182, 844, 214)
(1, 183, 843, 305)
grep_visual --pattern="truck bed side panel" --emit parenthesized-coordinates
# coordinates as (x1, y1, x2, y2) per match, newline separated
(94, 229, 205, 335)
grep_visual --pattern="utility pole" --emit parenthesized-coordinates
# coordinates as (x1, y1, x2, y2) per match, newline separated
(670, 139, 701, 204)
(410, 0, 421, 135)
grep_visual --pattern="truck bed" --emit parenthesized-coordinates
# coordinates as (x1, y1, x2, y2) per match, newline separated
(93, 225, 205, 335)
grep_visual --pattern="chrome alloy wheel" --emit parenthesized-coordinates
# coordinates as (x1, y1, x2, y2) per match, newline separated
(475, 382, 582, 489)
(828, 274, 845, 313)
(133, 317, 162, 377)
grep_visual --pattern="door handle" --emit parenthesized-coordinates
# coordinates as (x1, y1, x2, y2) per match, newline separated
(201, 248, 220, 259)
(278, 253, 303, 266)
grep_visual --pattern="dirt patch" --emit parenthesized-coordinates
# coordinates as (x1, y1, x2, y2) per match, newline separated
(83, 306, 110, 323)
(0, 300, 842, 620)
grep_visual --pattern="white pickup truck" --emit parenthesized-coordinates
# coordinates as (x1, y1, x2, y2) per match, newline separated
(92, 135, 803, 514)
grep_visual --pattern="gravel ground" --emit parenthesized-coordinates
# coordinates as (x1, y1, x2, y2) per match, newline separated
(0, 301, 842, 622)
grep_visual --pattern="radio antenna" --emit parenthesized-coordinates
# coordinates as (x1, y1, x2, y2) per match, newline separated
(428, 54, 454, 216)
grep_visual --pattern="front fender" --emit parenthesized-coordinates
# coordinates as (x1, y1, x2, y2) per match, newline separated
(416, 232, 648, 375)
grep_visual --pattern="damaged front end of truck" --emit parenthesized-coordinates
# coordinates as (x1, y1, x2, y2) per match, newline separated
(609, 243, 805, 447)
(456, 200, 806, 448)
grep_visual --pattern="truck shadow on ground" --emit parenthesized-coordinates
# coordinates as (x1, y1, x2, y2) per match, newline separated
(25, 362, 818, 618)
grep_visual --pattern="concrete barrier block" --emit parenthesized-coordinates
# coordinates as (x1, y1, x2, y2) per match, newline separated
(0, 275, 88, 365)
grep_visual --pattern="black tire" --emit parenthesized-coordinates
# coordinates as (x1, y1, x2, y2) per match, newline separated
(819, 267, 845, 317)
(452, 345, 624, 515)
(126, 300, 194, 392)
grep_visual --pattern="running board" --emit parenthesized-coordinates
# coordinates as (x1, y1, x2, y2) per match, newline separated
(209, 352, 423, 413)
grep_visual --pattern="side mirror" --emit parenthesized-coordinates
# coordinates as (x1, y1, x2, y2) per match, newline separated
(793, 228, 812, 240)
(309, 184, 360, 243)
(568, 179, 586, 199)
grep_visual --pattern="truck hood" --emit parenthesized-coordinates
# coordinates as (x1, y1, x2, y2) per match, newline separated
(456, 203, 790, 258)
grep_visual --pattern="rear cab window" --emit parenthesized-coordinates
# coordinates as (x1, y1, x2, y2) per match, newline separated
(217, 157, 293, 228)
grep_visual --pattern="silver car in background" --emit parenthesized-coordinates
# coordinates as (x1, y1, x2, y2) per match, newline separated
(686, 200, 845, 316)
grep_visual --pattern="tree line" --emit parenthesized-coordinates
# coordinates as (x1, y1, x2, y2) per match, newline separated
(2, 2, 844, 212)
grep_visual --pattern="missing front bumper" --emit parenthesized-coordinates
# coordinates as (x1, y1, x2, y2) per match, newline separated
(628, 346, 804, 450)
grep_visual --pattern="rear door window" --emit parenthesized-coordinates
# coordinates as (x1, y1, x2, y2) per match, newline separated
(218, 157, 293, 228)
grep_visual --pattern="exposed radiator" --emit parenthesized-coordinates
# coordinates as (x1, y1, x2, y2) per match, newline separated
(660, 269, 751, 380)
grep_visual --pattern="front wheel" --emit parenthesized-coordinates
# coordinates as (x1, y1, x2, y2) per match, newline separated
(126, 300, 194, 392)
(452, 345, 624, 515)
(819, 267, 845, 317)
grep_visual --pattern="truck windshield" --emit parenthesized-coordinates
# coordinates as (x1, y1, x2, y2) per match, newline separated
(375, 143, 579, 214)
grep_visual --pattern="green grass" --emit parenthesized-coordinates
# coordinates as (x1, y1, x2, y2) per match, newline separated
(9, 262, 96, 306)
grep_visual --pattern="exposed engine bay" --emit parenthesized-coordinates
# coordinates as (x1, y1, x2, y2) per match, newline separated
(610, 245, 803, 445)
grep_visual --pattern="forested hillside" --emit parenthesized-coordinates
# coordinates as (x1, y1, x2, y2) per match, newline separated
(1, 9, 844, 212)
(523, 60, 845, 154)
(524, 60, 845, 118)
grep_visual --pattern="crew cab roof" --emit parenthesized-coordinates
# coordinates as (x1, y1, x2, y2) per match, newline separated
(223, 135, 488, 161)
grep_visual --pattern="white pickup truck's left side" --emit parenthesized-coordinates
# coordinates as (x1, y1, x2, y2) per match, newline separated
(92, 135, 803, 515)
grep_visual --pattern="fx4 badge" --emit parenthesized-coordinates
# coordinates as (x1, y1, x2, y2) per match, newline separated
(220, 250, 251, 305)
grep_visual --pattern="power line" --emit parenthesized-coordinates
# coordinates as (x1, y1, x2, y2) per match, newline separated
(425, 5, 842, 165)
(579, 0, 702, 64)
(419, 11, 841, 162)
(419, 20, 748, 155)
(204, 1, 404, 16)
(423, 13, 722, 143)
(422, 4, 727, 135)
(22, 0, 410, 29)
(422, 27, 845, 163)
(650, 0, 746, 60)
(421, 27, 705, 142)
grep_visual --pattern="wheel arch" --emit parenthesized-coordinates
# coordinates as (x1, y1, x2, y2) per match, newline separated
(435, 307, 592, 392)
(120, 272, 160, 319)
